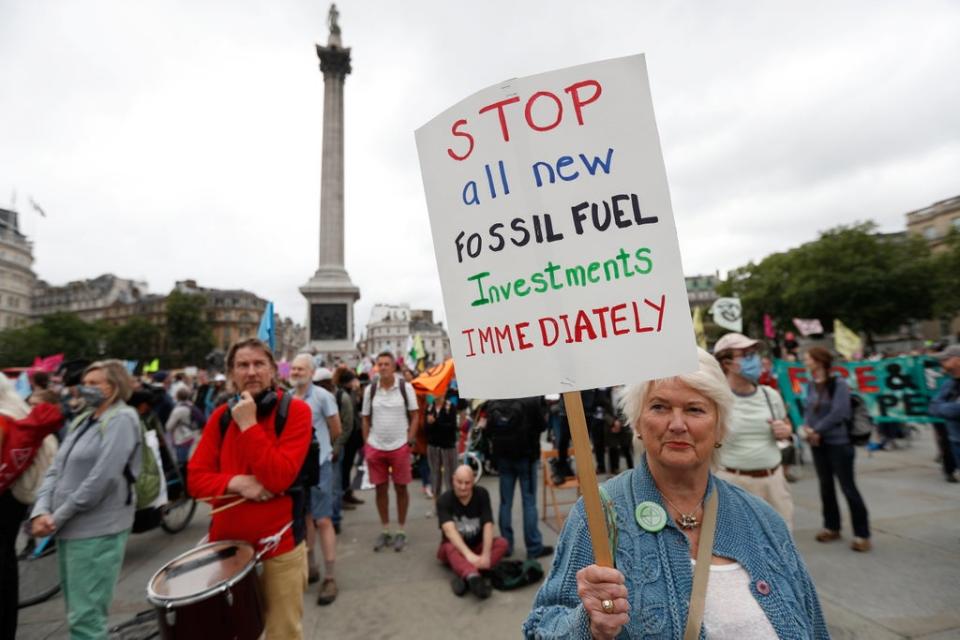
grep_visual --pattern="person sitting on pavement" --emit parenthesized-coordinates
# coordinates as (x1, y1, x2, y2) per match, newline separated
(437, 464, 509, 599)
(713, 332, 796, 530)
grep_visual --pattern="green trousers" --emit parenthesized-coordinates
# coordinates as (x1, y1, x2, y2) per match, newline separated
(58, 530, 129, 640)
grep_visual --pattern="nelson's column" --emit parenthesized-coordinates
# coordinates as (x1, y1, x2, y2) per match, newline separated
(300, 4, 360, 361)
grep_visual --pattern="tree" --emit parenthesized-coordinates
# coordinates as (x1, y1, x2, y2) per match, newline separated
(0, 313, 107, 367)
(106, 317, 163, 362)
(930, 229, 960, 322)
(718, 222, 935, 344)
(165, 290, 214, 367)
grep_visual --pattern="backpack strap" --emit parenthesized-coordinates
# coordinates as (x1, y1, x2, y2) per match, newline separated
(274, 390, 292, 435)
(759, 386, 776, 420)
(368, 380, 378, 420)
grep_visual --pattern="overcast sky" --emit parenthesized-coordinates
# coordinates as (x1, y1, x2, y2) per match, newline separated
(1, 1, 957, 336)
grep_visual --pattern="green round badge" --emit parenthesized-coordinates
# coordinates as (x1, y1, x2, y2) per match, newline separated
(635, 501, 667, 533)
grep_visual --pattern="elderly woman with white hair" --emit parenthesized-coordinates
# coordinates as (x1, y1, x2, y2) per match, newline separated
(524, 348, 828, 640)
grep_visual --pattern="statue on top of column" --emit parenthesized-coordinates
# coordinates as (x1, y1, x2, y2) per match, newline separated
(328, 4, 341, 37)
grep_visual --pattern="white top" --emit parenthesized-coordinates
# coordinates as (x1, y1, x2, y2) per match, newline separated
(716, 385, 785, 471)
(362, 378, 418, 451)
(691, 560, 778, 640)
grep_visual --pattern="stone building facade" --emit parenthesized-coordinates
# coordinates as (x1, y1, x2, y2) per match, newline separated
(905, 195, 960, 253)
(363, 303, 451, 364)
(685, 273, 720, 310)
(0, 208, 36, 330)
(33, 273, 148, 322)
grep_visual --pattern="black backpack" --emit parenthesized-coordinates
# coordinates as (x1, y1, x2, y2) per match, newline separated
(490, 559, 544, 590)
(218, 390, 319, 543)
(826, 378, 873, 446)
(487, 399, 527, 459)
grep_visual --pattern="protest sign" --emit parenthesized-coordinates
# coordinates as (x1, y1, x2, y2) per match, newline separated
(774, 356, 945, 426)
(832, 319, 862, 360)
(417, 54, 697, 568)
(415, 54, 696, 399)
(709, 297, 742, 333)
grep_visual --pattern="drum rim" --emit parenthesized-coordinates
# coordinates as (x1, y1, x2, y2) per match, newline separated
(146, 540, 258, 606)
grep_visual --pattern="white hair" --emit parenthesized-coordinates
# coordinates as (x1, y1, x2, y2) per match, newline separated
(619, 347, 734, 444)
(292, 352, 316, 371)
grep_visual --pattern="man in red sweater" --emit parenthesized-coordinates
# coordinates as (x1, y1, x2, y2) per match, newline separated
(189, 338, 312, 639)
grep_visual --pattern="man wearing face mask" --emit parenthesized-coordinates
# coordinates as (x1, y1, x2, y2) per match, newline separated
(712, 332, 796, 529)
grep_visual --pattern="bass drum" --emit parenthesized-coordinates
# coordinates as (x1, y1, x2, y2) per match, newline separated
(147, 540, 264, 640)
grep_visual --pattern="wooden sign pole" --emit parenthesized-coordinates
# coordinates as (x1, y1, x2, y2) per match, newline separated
(562, 391, 613, 568)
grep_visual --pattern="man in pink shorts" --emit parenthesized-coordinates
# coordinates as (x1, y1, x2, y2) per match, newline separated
(361, 351, 419, 551)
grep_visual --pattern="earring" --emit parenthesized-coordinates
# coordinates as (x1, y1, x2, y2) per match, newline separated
(714, 442, 723, 449)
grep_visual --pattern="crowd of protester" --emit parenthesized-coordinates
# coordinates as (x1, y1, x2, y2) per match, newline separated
(1, 332, 957, 638)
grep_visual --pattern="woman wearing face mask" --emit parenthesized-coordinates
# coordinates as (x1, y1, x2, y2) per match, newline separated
(30, 360, 142, 639)
(712, 333, 796, 529)
(801, 346, 871, 552)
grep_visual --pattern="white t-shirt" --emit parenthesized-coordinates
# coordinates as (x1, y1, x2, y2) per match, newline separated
(692, 560, 779, 640)
(717, 385, 785, 471)
(362, 378, 418, 452)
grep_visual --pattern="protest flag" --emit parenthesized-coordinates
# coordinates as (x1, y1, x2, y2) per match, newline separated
(257, 302, 275, 352)
(763, 314, 776, 339)
(709, 297, 743, 332)
(792, 318, 824, 336)
(411, 359, 456, 399)
(693, 306, 706, 349)
(143, 359, 160, 374)
(833, 319, 862, 360)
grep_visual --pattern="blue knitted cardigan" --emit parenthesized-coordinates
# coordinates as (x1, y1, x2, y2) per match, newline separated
(523, 456, 829, 639)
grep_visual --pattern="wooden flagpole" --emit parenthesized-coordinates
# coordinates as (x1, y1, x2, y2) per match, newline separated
(562, 391, 613, 567)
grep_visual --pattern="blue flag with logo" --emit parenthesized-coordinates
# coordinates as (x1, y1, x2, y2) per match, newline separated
(257, 301, 275, 352)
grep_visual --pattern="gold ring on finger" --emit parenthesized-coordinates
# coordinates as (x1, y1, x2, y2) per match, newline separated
(601, 599, 615, 614)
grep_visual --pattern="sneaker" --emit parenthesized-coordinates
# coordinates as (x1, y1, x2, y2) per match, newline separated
(529, 545, 554, 559)
(467, 575, 491, 599)
(316, 578, 338, 605)
(393, 532, 407, 552)
(815, 529, 841, 543)
(850, 537, 872, 552)
(374, 531, 393, 552)
(450, 576, 467, 597)
(424, 486, 434, 499)
(343, 493, 365, 505)
(946, 474, 959, 484)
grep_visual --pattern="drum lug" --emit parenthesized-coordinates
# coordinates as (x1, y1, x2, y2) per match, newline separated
(225, 587, 234, 607)
(255, 561, 264, 577)
(165, 606, 176, 627)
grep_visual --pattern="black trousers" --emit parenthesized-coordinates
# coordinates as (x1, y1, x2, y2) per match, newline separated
(606, 430, 634, 474)
(1, 492, 28, 640)
(933, 423, 957, 477)
(590, 418, 607, 473)
(341, 427, 364, 495)
(812, 443, 870, 538)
